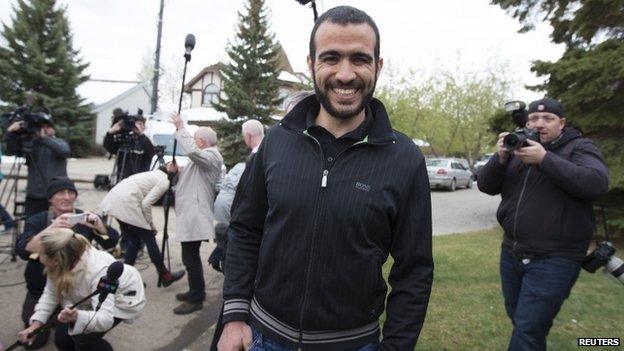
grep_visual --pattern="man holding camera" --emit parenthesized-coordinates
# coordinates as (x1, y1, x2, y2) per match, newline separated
(15, 177, 119, 349)
(478, 98, 609, 350)
(6, 115, 70, 218)
(218, 6, 433, 351)
(103, 108, 155, 182)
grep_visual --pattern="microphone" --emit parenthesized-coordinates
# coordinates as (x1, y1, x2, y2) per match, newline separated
(95, 261, 124, 311)
(184, 34, 196, 61)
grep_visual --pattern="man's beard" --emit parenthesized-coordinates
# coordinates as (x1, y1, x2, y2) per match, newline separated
(312, 70, 377, 120)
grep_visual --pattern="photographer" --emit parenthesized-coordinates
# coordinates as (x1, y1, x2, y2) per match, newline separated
(15, 178, 119, 349)
(6, 112, 70, 218)
(478, 98, 609, 350)
(103, 108, 155, 182)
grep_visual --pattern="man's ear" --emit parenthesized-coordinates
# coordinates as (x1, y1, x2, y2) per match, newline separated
(560, 117, 567, 130)
(376, 57, 384, 79)
(307, 55, 313, 75)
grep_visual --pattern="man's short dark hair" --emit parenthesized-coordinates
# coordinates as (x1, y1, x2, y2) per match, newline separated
(309, 6, 380, 63)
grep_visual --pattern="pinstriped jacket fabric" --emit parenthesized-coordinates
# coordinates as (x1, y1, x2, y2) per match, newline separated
(223, 96, 433, 351)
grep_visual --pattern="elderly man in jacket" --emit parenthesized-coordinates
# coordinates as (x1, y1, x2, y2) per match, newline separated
(478, 98, 609, 350)
(169, 113, 224, 315)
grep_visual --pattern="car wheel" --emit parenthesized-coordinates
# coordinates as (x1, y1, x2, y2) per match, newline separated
(449, 178, 456, 192)
(466, 178, 473, 189)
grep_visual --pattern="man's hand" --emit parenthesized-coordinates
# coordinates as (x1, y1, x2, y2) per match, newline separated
(166, 161, 179, 174)
(108, 120, 123, 134)
(8, 121, 23, 133)
(208, 247, 224, 273)
(83, 211, 108, 234)
(496, 132, 511, 165)
(57, 306, 78, 323)
(134, 120, 145, 135)
(514, 139, 547, 165)
(169, 113, 184, 130)
(49, 213, 76, 229)
(17, 320, 43, 345)
(218, 321, 253, 351)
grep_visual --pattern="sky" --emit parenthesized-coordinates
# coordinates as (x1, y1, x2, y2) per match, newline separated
(0, 0, 565, 103)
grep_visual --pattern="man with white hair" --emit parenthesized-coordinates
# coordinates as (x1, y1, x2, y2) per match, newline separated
(169, 113, 224, 315)
(210, 119, 264, 273)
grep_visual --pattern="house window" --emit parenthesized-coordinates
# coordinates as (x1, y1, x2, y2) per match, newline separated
(202, 84, 219, 106)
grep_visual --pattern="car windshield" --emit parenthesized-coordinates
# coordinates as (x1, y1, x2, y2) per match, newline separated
(152, 134, 188, 156)
(426, 159, 448, 167)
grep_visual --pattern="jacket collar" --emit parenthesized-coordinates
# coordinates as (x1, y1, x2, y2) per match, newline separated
(544, 127, 582, 150)
(280, 95, 396, 144)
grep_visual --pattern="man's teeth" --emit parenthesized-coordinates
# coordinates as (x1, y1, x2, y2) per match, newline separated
(333, 88, 356, 95)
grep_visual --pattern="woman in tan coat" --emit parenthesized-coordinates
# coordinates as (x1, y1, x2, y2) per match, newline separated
(99, 164, 184, 286)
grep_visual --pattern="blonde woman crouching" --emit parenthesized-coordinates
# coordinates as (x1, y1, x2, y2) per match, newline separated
(17, 228, 145, 351)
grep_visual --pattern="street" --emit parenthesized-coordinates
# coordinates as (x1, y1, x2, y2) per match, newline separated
(0, 158, 501, 350)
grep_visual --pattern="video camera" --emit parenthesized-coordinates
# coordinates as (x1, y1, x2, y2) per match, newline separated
(111, 108, 145, 144)
(503, 101, 539, 151)
(582, 241, 624, 285)
(2, 105, 52, 136)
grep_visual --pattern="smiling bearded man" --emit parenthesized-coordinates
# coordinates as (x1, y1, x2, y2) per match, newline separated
(218, 6, 433, 351)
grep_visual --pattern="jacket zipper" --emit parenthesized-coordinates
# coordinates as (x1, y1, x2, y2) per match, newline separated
(512, 167, 532, 251)
(297, 131, 326, 349)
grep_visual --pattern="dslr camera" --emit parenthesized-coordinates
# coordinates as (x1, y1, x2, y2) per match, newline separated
(582, 241, 624, 285)
(503, 101, 540, 151)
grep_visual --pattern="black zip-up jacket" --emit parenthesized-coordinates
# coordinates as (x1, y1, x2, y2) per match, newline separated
(223, 96, 433, 351)
(103, 132, 155, 180)
(15, 209, 119, 293)
(478, 128, 609, 259)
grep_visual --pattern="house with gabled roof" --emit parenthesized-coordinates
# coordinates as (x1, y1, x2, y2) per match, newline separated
(183, 44, 306, 121)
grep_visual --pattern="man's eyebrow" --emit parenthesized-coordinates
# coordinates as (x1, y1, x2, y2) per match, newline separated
(318, 50, 341, 59)
(317, 50, 374, 61)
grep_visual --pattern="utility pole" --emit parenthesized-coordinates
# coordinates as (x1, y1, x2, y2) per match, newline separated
(151, 0, 164, 113)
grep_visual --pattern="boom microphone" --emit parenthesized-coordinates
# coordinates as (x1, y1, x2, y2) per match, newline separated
(96, 261, 124, 311)
(184, 34, 196, 61)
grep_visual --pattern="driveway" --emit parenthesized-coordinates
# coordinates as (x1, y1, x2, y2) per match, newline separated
(0, 158, 501, 350)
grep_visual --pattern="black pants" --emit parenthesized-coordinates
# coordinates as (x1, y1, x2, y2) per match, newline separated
(21, 290, 50, 350)
(24, 197, 49, 219)
(54, 318, 122, 351)
(118, 220, 167, 275)
(181, 241, 206, 303)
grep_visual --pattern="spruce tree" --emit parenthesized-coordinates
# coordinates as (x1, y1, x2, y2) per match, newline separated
(0, 0, 93, 157)
(213, 0, 283, 167)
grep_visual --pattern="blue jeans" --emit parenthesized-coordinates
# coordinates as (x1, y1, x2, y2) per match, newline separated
(500, 249, 581, 351)
(250, 327, 379, 351)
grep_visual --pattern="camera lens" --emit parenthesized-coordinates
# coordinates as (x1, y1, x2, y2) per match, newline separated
(503, 133, 523, 151)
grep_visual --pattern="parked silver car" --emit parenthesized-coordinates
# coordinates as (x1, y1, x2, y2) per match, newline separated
(426, 158, 473, 191)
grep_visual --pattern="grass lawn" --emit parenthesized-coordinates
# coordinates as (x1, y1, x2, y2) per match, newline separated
(380, 228, 624, 350)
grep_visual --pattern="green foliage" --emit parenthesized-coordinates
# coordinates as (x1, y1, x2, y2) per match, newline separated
(212, 0, 282, 166)
(491, 0, 624, 233)
(380, 228, 624, 350)
(0, 0, 94, 157)
(377, 65, 511, 167)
